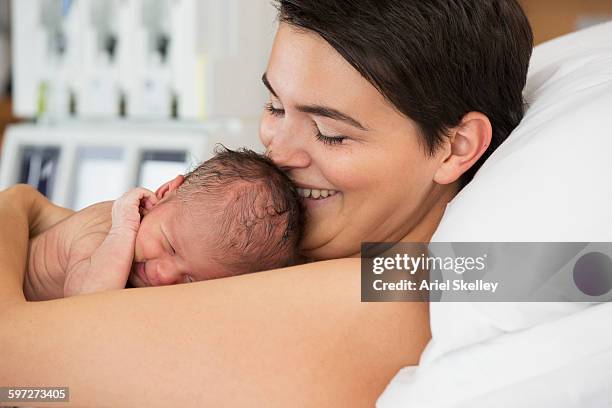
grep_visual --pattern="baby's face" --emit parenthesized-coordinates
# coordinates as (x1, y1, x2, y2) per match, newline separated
(128, 197, 225, 287)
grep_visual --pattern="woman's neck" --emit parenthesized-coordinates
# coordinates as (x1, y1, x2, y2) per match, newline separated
(314, 181, 461, 261)
(400, 181, 460, 244)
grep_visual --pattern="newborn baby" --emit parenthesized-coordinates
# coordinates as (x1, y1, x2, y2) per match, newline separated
(25, 148, 304, 301)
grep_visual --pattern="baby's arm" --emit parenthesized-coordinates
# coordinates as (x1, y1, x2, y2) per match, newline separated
(64, 188, 158, 296)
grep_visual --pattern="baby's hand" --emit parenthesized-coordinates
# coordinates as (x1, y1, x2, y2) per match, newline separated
(64, 188, 158, 297)
(111, 187, 159, 233)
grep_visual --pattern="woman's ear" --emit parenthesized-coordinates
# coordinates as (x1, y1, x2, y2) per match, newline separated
(155, 175, 186, 201)
(434, 112, 492, 185)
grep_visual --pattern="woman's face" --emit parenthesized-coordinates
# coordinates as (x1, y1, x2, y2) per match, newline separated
(260, 24, 450, 260)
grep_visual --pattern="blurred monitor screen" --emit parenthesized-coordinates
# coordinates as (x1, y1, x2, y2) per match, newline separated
(72, 146, 126, 210)
(19, 146, 61, 198)
(138, 150, 188, 191)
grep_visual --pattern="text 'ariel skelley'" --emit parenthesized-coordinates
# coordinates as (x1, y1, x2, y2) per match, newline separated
(372, 279, 499, 293)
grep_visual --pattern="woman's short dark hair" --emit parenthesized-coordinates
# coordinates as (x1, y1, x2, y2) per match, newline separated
(274, 0, 533, 186)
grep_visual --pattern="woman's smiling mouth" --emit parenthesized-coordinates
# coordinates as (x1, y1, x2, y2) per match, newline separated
(296, 187, 338, 199)
(295, 186, 342, 209)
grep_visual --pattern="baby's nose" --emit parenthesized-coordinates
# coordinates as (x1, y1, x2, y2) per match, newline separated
(153, 260, 181, 286)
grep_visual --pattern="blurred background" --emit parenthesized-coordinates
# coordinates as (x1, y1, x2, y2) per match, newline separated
(0, 0, 611, 210)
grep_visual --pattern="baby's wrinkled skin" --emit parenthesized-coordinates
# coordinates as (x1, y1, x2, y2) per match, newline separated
(25, 186, 223, 301)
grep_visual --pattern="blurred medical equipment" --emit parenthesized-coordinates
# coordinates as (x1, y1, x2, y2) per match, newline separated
(0, 0, 9, 97)
(11, 0, 275, 120)
(1, 0, 275, 209)
(0, 120, 257, 209)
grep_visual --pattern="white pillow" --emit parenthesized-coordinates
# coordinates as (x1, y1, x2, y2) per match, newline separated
(434, 22, 612, 243)
(378, 21, 612, 407)
(423, 21, 612, 359)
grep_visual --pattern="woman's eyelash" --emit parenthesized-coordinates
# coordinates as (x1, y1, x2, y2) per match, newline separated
(315, 132, 346, 145)
(264, 102, 284, 117)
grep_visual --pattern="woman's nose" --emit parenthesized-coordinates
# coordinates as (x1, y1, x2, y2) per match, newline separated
(265, 131, 311, 170)
(267, 144, 311, 170)
(260, 115, 311, 170)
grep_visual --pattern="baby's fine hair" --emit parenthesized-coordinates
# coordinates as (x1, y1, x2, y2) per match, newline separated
(176, 146, 304, 274)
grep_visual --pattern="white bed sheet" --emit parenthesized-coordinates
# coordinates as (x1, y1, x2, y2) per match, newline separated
(378, 303, 612, 407)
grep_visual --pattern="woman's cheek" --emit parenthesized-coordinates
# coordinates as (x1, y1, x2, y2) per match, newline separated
(321, 147, 381, 191)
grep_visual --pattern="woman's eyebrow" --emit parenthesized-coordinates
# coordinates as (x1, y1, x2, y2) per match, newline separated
(295, 104, 369, 131)
(261, 72, 369, 131)
(262, 72, 278, 98)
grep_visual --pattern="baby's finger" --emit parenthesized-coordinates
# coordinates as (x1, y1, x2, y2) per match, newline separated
(132, 188, 158, 210)
(144, 192, 159, 208)
(134, 187, 155, 197)
(142, 198, 156, 211)
(130, 187, 153, 201)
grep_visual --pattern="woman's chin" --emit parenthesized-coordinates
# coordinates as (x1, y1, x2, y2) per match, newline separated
(300, 230, 357, 262)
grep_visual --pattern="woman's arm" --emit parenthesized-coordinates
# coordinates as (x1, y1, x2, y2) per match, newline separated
(0, 184, 74, 237)
(0, 190, 430, 407)
(1, 264, 430, 407)
(28, 188, 76, 237)
(0, 185, 75, 302)
(0, 185, 33, 304)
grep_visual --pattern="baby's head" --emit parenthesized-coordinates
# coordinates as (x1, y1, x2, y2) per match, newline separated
(128, 147, 304, 287)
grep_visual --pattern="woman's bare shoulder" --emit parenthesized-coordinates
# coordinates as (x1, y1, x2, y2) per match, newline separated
(70, 201, 113, 226)
(2, 258, 430, 407)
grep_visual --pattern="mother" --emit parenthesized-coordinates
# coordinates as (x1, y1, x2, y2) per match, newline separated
(0, 1, 532, 406)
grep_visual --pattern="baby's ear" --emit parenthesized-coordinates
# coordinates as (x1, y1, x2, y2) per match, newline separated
(155, 175, 185, 201)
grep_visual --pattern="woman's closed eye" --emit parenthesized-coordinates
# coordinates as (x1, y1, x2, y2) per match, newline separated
(312, 121, 348, 146)
(265, 102, 347, 146)
(315, 132, 346, 146)
(265, 102, 284, 117)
